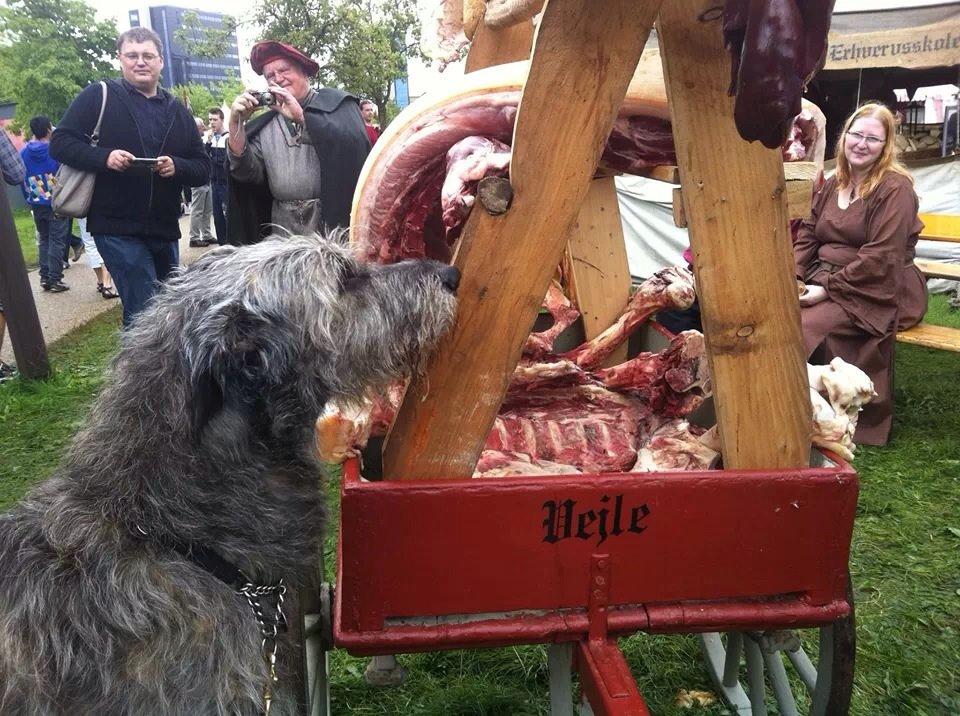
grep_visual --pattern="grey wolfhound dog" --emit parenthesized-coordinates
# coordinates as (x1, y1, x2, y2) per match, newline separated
(0, 235, 459, 715)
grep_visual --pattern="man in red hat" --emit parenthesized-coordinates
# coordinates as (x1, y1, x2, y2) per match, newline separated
(226, 40, 369, 244)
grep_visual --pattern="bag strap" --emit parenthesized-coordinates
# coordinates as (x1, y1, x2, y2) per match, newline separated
(90, 81, 108, 147)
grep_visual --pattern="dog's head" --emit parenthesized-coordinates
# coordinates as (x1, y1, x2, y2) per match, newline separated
(129, 235, 459, 447)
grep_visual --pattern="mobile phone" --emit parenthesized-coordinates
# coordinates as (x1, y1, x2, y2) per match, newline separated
(130, 157, 159, 166)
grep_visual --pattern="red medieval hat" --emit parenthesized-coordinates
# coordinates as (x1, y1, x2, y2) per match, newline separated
(249, 41, 320, 77)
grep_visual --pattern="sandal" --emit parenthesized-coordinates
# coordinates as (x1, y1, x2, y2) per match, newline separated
(101, 285, 119, 300)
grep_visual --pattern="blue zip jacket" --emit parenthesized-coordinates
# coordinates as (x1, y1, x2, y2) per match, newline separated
(20, 140, 58, 207)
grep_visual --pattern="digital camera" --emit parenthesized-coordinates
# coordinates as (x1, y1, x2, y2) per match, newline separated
(254, 91, 274, 107)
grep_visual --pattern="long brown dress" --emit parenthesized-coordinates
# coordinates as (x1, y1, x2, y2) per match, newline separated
(794, 172, 927, 445)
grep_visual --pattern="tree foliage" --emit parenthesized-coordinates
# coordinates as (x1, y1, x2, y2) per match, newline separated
(0, 0, 117, 131)
(251, 0, 423, 125)
(173, 10, 237, 60)
(172, 73, 246, 117)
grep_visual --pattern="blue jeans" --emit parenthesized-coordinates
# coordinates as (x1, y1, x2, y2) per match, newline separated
(32, 205, 69, 285)
(211, 181, 228, 245)
(93, 234, 179, 328)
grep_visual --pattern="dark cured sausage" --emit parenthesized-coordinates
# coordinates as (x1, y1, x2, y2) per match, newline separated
(733, 0, 804, 148)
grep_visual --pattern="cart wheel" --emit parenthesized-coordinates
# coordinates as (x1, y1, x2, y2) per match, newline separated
(303, 582, 333, 716)
(699, 598, 854, 714)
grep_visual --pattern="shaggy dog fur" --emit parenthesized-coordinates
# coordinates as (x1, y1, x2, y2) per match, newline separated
(0, 235, 458, 715)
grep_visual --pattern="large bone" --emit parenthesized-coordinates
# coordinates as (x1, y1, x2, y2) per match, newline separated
(484, 0, 544, 28)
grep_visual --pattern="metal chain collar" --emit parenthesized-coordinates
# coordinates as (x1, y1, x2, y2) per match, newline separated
(238, 580, 288, 715)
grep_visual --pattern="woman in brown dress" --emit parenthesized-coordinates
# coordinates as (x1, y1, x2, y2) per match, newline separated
(795, 102, 927, 445)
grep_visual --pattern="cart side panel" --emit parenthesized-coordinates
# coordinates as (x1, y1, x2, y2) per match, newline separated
(338, 459, 857, 637)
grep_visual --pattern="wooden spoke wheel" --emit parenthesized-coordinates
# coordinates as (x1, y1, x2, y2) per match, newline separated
(699, 592, 855, 715)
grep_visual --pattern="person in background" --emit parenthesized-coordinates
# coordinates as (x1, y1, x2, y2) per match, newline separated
(0, 130, 26, 380)
(227, 40, 368, 244)
(20, 116, 70, 293)
(75, 216, 119, 299)
(359, 99, 381, 146)
(206, 107, 229, 244)
(794, 102, 926, 446)
(51, 26, 210, 327)
(187, 116, 214, 247)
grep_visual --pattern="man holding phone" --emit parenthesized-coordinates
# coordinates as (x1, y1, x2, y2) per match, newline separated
(51, 27, 210, 327)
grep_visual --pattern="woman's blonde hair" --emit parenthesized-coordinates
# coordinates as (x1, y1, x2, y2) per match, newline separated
(834, 102, 912, 199)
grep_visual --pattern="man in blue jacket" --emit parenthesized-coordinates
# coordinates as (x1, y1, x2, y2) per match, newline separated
(51, 27, 210, 326)
(21, 116, 70, 293)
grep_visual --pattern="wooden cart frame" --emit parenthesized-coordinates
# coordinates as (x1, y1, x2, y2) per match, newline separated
(300, 0, 859, 713)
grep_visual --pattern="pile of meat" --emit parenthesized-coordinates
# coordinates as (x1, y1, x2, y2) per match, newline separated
(315, 268, 875, 475)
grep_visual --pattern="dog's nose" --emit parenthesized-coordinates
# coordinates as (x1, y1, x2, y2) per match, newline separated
(439, 266, 460, 292)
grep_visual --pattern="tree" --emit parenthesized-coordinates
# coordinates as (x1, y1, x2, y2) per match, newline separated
(172, 73, 245, 116)
(173, 10, 237, 60)
(252, 0, 423, 127)
(0, 0, 117, 131)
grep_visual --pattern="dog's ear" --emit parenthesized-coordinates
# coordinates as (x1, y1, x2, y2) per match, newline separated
(189, 302, 295, 442)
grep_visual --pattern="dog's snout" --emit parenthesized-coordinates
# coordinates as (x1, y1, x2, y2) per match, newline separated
(439, 266, 460, 293)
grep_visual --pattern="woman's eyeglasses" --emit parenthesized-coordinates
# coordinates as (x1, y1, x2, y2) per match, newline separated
(846, 131, 885, 147)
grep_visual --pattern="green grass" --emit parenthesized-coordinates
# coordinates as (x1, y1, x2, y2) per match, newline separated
(1, 297, 958, 714)
(12, 205, 38, 268)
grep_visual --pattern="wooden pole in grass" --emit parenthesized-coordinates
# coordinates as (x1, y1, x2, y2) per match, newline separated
(657, 0, 811, 468)
(0, 190, 49, 379)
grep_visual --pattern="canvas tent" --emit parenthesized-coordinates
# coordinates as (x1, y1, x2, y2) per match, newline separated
(622, 2, 960, 288)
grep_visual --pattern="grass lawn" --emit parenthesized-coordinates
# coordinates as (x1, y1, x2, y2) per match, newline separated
(12, 204, 38, 268)
(0, 297, 958, 714)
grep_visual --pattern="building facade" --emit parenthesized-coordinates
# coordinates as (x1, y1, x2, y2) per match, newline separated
(127, 5, 240, 89)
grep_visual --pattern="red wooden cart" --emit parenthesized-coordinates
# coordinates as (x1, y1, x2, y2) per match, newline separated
(299, 0, 859, 712)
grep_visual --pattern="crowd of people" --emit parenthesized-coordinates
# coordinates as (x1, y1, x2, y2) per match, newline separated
(1, 27, 375, 352)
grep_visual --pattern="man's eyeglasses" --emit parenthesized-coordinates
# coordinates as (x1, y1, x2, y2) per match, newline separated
(846, 130, 885, 147)
(264, 66, 295, 83)
(121, 52, 159, 63)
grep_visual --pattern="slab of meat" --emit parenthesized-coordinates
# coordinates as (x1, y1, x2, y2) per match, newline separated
(474, 449, 583, 477)
(421, 0, 469, 67)
(441, 136, 512, 240)
(631, 419, 720, 472)
(350, 57, 673, 264)
(485, 383, 661, 473)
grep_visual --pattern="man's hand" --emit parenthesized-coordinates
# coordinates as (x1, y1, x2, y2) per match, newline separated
(268, 84, 305, 126)
(155, 156, 175, 178)
(106, 150, 135, 172)
(799, 285, 828, 307)
(230, 90, 262, 122)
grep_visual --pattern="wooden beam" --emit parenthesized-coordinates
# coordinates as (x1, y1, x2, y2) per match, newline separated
(675, 178, 814, 227)
(383, 0, 665, 480)
(465, 16, 534, 72)
(563, 177, 631, 366)
(657, 0, 811, 469)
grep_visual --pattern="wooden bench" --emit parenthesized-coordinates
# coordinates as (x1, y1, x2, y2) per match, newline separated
(897, 323, 960, 352)
(897, 213, 960, 351)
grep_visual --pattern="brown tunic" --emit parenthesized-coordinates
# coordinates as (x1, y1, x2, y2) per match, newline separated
(794, 172, 927, 445)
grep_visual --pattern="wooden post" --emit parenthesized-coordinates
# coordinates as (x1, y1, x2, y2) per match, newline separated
(383, 0, 665, 480)
(464, 5, 631, 367)
(464, 16, 534, 72)
(563, 177, 631, 366)
(0, 190, 49, 379)
(657, 0, 810, 468)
